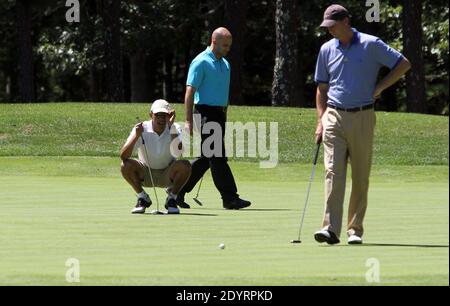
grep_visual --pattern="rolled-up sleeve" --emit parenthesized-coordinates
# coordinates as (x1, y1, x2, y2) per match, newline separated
(186, 60, 204, 89)
(371, 38, 404, 69)
(314, 46, 330, 84)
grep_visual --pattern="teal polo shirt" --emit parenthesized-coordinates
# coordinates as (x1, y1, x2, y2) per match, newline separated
(315, 28, 404, 108)
(186, 47, 231, 107)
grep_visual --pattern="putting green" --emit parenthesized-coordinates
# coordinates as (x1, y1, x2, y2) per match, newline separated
(0, 157, 448, 285)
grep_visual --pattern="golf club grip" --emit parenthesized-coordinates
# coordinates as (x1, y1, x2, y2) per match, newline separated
(313, 143, 321, 165)
(135, 117, 145, 144)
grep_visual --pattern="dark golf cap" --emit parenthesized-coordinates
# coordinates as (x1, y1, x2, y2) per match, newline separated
(320, 4, 350, 27)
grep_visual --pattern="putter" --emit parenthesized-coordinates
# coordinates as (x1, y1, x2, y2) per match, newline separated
(291, 143, 321, 244)
(136, 117, 165, 215)
(192, 176, 204, 206)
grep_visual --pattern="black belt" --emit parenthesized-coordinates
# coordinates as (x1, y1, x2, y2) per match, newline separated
(327, 103, 374, 112)
(195, 105, 227, 112)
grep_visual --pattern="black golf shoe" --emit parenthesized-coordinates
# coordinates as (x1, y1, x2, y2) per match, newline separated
(314, 230, 340, 245)
(131, 197, 152, 214)
(174, 196, 190, 209)
(223, 198, 252, 210)
(172, 191, 190, 209)
(165, 188, 190, 209)
(165, 198, 180, 214)
(177, 201, 191, 209)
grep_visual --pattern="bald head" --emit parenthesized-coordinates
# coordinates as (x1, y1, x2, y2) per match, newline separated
(210, 27, 232, 59)
(212, 27, 232, 42)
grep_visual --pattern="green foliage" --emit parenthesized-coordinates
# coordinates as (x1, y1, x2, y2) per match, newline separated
(422, 3, 449, 114)
(0, 0, 17, 102)
(0, 0, 448, 113)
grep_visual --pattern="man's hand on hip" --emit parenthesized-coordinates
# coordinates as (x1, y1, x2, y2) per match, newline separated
(373, 86, 383, 100)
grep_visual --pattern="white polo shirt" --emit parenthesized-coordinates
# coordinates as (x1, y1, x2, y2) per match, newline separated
(127, 121, 182, 170)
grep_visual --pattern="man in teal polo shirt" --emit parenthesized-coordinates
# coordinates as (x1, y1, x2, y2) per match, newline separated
(178, 27, 251, 210)
(313, 5, 411, 245)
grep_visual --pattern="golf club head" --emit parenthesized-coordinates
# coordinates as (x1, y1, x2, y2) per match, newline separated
(193, 198, 203, 206)
(290, 240, 302, 244)
(150, 210, 166, 215)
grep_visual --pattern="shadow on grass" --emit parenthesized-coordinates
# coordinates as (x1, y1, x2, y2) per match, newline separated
(141, 211, 218, 217)
(179, 212, 218, 217)
(191, 207, 295, 212)
(341, 243, 449, 248)
(237, 208, 296, 212)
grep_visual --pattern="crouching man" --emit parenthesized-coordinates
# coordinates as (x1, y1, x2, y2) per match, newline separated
(120, 99, 191, 215)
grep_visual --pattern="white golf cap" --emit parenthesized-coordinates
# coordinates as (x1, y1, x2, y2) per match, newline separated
(150, 99, 170, 114)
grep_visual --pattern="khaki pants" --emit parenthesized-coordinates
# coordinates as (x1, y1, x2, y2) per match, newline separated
(321, 107, 376, 238)
(136, 160, 175, 188)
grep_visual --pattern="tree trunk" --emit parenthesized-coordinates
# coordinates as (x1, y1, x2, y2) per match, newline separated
(16, 0, 35, 102)
(103, 0, 123, 102)
(163, 52, 174, 101)
(130, 49, 150, 102)
(403, 0, 426, 113)
(380, 82, 398, 112)
(174, 51, 182, 102)
(5, 76, 11, 99)
(297, 30, 306, 106)
(184, 27, 201, 85)
(89, 66, 100, 102)
(272, 0, 300, 106)
(123, 55, 131, 102)
(224, 0, 248, 105)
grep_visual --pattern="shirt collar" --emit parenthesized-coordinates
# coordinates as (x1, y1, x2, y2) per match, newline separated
(335, 28, 360, 48)
(206, 47, 221, 61)
(148, 120, 169, 136)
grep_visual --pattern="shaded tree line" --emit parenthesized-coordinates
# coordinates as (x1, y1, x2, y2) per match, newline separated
(0, 0, 448, 114)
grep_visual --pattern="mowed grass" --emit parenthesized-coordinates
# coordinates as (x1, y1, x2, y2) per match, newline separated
(0, 103, 448, 165)
(0, 157, 448, 286)
(0, 103, 448, 285)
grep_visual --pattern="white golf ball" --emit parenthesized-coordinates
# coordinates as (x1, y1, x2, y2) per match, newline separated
(219, 243, 225, 249)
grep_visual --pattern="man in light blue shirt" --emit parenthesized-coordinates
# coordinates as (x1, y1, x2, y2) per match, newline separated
(313, 4, 411, 245)
(178, 27, 251, 210)
(186, 46, 231, 107)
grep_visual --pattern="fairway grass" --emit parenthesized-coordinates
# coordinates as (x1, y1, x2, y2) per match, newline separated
(0, 157, 448, 286)
(0, 103, 448, 165)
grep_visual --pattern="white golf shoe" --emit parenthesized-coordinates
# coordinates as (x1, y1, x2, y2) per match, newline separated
(348, 234, 363, 245)
(131, 198, 152, 214)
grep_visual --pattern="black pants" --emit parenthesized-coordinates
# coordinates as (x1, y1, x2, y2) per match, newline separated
(180, 105, 238, 202)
